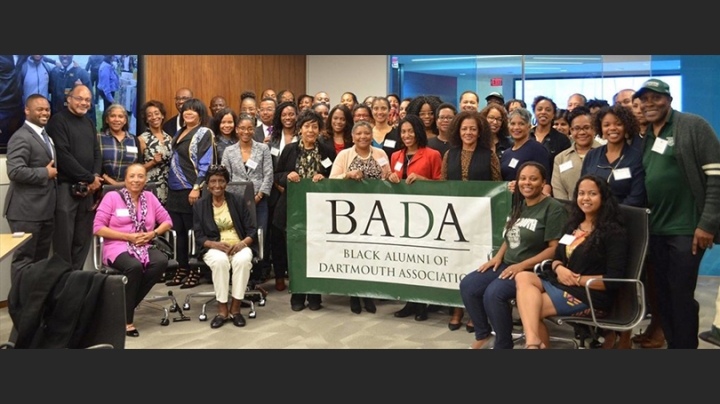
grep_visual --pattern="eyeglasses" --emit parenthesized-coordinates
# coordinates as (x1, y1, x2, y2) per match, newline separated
(174, 96, 191, 102)
(487, 117, 503, 123)
(69, 95, 92, 104)
(571, 125, 593, 132)
(438, 116, 454, 121)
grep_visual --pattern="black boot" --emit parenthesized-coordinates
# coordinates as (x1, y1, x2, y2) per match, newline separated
(350, 296, 362, 314)
(394, 302, 416, 318)
(415, 304, 429, 321)
(363, 298, 376, 314)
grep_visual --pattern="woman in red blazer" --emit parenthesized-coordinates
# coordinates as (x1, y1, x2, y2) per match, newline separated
(387, 114, 442, 185)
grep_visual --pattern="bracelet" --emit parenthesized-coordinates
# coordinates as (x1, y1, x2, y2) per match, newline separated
(576, 274, 582, 284)
(153, 230, 158, 238)
(552, 261, 562, 271)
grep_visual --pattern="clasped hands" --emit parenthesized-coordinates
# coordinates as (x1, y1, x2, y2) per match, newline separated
(212, 241, 247, 256)
(126, 231, 155, 246)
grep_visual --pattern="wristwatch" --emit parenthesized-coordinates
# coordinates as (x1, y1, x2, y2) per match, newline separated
(192, 184, 201, 191)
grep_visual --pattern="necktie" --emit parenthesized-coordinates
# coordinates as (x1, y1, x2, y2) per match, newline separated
(267, 125, 273, 137)
(41, 129, 53, 157)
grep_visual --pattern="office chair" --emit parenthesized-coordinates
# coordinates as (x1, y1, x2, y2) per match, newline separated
(181, 181, 266, 321)
(3, 254, 128, 349)
(533, 204, 650, 348)
(92, 182, 181, 326)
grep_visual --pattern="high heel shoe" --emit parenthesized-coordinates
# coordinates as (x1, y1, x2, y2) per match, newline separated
(180, 269, 202, 289)
(363, 298, 376, 314)
(165, 268, 188, 286)
(350, 297, 362, 314)
(466, 320, 475, 333)
(448, 308, 463, 331)
(125, 325, 139, 337)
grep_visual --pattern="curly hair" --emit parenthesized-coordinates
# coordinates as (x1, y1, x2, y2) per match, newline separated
(478, 104, 509, 140)
(593, 104, 640, 141)
(140, 100, 166, 130)
(565, 174, 626, 249)
(447, 110, 492, 150)
(406, 95, 442, 135)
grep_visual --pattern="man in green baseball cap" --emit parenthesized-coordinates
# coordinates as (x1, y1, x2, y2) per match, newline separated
(637, 77, 720, 349)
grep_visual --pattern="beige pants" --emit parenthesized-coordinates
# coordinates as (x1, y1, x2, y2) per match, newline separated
(203, 247, 253, 303)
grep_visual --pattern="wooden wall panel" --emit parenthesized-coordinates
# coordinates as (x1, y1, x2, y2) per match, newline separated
(143, 55, 306, 124)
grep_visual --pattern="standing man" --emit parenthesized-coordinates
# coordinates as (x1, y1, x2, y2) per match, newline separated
(163, 87, 192, 137)
(45, 84, 103, 271)
(458, 90, 479, 112)
(18, 55, 53, 103)
(485, 92, 504, 107)
(3, 94, 57, 282)
(254, 97, 276, 142)
(85, 55, 104, 106)
(566, 93, 587, 111)
(209, 95, 227, 117)
(97, 55, 119, 112)
(0, 55, 24, 151)
(636, 78, 720, 349)
(50, 55, 96, 127)
(314, 91, 330, 107)
(613, 88, 635, 108)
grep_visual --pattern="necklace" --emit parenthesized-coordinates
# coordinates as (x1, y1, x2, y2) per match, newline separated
(578, 223, 594, 233)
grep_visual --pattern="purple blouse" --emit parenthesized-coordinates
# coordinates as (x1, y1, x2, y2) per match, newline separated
(93, 190, 173, 265)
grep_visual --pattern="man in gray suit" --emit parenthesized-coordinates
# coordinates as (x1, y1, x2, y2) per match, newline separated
(3, 94, 58, 282)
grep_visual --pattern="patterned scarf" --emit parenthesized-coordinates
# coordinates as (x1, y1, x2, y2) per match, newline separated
(119, 187, 150, 270)
(295, 140, 321, 179)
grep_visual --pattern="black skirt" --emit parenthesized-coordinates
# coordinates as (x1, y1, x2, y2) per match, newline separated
(165, 188, 193, 214)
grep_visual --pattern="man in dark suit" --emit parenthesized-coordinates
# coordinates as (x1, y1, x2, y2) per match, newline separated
(253, 96, 276, 142)
(162, 87, 193, 137)
(3, 94, 57, 282)
(45, 84, 103, 271)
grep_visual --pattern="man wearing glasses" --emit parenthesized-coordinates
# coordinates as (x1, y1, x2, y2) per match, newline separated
(254, 97, 276, 143)
(163, 87, 193, 137)
(49, 55, 96, 127)
(45, 84, 103, 271)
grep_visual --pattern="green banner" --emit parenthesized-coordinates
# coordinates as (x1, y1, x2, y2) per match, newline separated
(286, 179, 512, 307)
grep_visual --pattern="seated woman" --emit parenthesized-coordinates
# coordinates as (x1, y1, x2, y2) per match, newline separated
(192, 165, 257, 329)
(515, 174, 628, 349)
(93, 163, 173, 337)
(459, 161, 568, 349)
(330, 119, 392, 314)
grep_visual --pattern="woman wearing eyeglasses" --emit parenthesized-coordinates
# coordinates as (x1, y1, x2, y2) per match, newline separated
(406, 95, 442, 140)
(222, 113, 273, 294)
(427, 102, 457, 158)
(551, 107, 602, 201)
(479, 104, 513, 162)
(501, 108, 553, 196)
(581, 104, 646, 208)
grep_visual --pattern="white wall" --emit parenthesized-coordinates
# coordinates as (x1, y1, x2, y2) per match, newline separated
(306, 55, 388, 106)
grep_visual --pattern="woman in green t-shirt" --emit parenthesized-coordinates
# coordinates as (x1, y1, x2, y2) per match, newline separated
(459, 161, 568, 349)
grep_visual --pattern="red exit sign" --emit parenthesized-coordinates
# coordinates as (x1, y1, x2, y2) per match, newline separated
(490, 78, 503, 86)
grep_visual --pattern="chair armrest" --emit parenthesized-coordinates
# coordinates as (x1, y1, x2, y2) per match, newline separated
(581, 277, 645, 328)
(534, 259, 554, 275)
(188, 230, 195, 256)
(257, 227, 263, 261)
(93, 236, 104, 271)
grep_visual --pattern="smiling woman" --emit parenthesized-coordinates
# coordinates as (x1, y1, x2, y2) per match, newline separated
(98, 103, 139, 185)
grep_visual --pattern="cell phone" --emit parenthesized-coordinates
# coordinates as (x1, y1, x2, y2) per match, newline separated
(12, 232, 25, 238)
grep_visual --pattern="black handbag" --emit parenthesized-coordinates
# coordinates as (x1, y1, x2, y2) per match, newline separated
(151, 235, 174, 260)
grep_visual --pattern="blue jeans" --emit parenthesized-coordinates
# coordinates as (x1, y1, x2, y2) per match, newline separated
(459, 262, 517, 349)
(649, 235, 704, 349)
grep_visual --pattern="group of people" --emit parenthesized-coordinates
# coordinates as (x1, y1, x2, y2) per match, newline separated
(4, 78, 720, 349)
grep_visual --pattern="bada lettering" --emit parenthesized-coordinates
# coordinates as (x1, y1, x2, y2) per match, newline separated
(326, 200, 468, 242)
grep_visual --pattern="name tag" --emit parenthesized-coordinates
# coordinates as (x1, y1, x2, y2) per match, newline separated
(613, 167, 632, 181)
(508, 158, 519, 168)
(125, 146, 138, 154)
(559, 160, 573, 173)
(116, 208, 130, 217)
(245, 159, 258, 170)
(321, 157, 332, 168)
(652, 137, 668, 154)
(384, 139, 396, 148)
(394, 161, 403, 171)
(270, 147, 280, 156)
(377, 157, 389, 166)
(559, 234, 576, 245)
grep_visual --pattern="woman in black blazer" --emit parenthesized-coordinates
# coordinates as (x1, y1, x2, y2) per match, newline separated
(273, 109, 336, 312)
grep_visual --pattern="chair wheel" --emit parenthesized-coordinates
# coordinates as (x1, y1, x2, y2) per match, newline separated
(183, 303, 191, 310)
(249, 311, 256, 318)
(169, 304, 178, 313)
(160, 318, 170, 326)
(258, 299, 266, 306)
(199, 313, 207, 321)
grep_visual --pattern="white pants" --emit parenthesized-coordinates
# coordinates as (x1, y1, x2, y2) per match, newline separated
(203, 247, 253, 303)
(714, 284, 720, 328)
